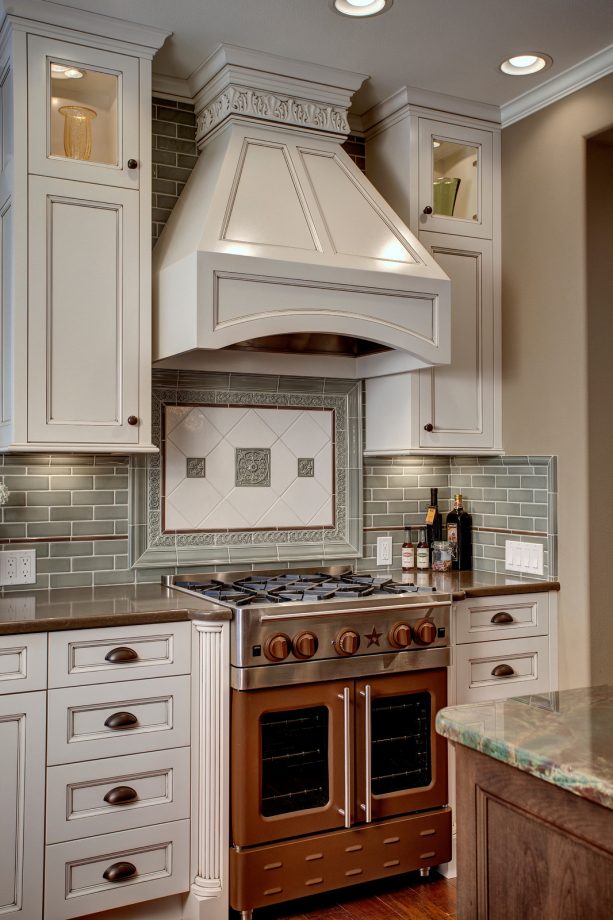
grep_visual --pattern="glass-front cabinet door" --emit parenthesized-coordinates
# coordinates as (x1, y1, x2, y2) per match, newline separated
(27, 35, 139, 188)
(355, 669, 448, 822)
(231, 681, 352, 847)
(418, 118, 493, 239)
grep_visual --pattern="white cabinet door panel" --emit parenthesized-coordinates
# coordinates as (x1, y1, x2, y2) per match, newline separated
(27, 175, 140, 445)
(455, 593, 549, 645)
(27, 35, 139, 189)
(456, 636, 550, 703)
(419, 233, 496, 450)
(0, 691, 45, 919)
(0, 632, 47, 693)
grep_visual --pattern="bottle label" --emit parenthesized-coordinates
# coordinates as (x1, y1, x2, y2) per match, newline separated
(425, 507, 436, 524)
(401, 546, 415, 569)
(448, 523, 458, 544)
(416, 547, 429, 569)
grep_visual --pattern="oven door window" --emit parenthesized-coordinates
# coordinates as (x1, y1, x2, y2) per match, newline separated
(371, 692, 431, 795)
(261, 705, 329, 816)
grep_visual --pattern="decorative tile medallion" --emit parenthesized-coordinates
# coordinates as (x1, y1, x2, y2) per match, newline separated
(186, 457, 206, 478)
(297, 457, 315, 478)
(235, 448, 271, 487)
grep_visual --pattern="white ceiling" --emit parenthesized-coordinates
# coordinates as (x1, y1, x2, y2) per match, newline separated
(55, 0, 613, 115)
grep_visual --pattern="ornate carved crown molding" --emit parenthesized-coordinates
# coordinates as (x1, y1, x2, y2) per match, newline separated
(196, 84, 350, 143)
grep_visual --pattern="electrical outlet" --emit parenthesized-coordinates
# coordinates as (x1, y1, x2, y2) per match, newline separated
(0, 549, 36, 586)
(376, 536, 393, 566)
(505, 540, 543, 575)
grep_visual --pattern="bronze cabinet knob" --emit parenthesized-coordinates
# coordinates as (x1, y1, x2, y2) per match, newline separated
(424, 423, 434, 432)
(104, 711, 138, 730)
(127, 415, 139, 426)
(423, 205, 433, 215)
(103, 861, 137, 883)
(103, 785, 138, 805)
(104, 646, 139, 663)
(127, 159, 138, 169)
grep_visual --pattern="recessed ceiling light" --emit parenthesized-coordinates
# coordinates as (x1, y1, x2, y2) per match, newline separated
(332, 0, 393, 19)
(51, 63, 84, 79)
(500, 53, 552, 76)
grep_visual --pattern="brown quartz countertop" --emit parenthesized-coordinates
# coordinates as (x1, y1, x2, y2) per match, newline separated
(0, 571, 559, 635)
(385, 569, 559, 600)
(0, 583, 230, 634)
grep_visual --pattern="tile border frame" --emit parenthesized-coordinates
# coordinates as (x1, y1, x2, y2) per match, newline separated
(130, 374, 363, 568)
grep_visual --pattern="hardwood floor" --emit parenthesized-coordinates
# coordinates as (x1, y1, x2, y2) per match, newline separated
(254, 872, 457, 920)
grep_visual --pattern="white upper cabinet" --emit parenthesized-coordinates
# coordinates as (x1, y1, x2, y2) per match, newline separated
(417, 119, 493, 239)
(365, 106, 501, 455)
(0, 4, 168, 452)
(27, 36, 140, 189)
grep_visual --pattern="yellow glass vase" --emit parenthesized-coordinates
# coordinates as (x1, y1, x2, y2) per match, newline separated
(59, 105, 97, 161)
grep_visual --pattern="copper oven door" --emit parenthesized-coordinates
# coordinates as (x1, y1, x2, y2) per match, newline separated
(231, 680, 353, 847)
(355, 668, 448, 822)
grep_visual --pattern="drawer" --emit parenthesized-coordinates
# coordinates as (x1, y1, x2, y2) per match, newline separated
(48, 621, 191, 688)
(46, 747, 190, 843)
(44, 819, 190, 920)
(455, 593, 549, 644)
(456, 636, 550, 704)
(47, 675, 190, 765)
(0, 632, 47, 693)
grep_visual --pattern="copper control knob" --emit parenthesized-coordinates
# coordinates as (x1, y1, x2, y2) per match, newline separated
(389, 622, 412, 649)
(413, 619, 437, 646)
(264, 634, 291, 661)
(293, 631, 318, 660)
(334, 629, 360, 657)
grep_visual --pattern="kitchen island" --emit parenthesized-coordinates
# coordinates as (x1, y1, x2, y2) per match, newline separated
(436, 686, 613, 919)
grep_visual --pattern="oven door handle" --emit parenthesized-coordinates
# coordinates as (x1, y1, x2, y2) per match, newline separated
(337, 687, 352, 828)
(360, 684, 372, 823)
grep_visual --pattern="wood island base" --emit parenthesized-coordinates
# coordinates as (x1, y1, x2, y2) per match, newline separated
(456, 745, 613, 919)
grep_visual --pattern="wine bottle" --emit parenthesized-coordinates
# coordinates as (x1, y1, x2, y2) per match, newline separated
(425, 487, 443, 546)
(446, 493, 472, 570)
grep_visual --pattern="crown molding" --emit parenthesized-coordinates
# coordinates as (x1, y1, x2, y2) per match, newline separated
(358, 84, 500, 136)
(501, 43, 613, 127)
(152, 73, 192, 103)
(0, 0, 170, 50)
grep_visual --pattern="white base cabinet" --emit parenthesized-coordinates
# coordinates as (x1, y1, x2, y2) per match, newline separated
(0, 691, 46, 920)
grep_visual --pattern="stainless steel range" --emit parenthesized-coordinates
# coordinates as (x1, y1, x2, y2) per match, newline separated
(165, 566, 452, 917)
(164, 565, 451, 690)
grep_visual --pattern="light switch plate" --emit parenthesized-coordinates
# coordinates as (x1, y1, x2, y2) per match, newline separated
(505, 540, 543, 575)
(376, 536, 393, 566)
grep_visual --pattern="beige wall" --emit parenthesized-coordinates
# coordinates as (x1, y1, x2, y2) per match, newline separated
(502, 74, 613, 689)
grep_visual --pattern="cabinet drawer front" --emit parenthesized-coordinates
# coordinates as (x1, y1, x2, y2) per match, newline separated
(47, 676, 190, 765)
(46, 748, 190, 843)
(455, 593, 549, 644)
(0, 632, 47, 692)
(48, 622, 191, 687)
(456, 636, 550, 703)
(44, 820, 190, 920)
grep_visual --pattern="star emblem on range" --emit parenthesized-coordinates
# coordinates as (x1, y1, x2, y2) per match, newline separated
(364, 626, 382, 647)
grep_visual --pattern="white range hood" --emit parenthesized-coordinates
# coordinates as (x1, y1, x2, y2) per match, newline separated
(153, 45, 450, 379)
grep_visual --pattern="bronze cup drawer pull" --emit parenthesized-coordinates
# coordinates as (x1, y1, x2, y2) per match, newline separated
(104, 711, 139, 730)
(103, 861, 137, 883)
(103, 785, 138, 805)
(491, 663, 515, 678)
(490, 611, 514, 624)
(105, 646, 139, 663)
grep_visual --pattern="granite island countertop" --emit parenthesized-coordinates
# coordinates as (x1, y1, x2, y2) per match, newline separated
(436, 685, 613, 810)
(0, 583, 230, 634)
